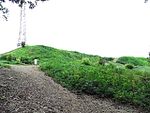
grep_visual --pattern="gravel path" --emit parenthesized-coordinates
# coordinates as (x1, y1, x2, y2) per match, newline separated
(0, 65, 144, 113)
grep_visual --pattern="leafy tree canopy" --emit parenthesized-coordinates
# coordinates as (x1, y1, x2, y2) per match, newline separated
(0, 0, 48, 20)
(145, 0, 148, 3)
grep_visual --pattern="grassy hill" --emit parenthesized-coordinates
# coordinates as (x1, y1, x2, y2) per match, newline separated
(116, 56, 150, 66)
(0, 45, 150, 111)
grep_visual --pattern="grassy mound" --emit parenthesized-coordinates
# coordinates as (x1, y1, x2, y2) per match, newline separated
(1, 45, 150, 111)
(116, 56, 150, 66)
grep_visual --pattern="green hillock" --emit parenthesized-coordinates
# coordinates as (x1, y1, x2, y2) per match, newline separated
(0, 45, 150, 111)
(116, 56, 149, 66)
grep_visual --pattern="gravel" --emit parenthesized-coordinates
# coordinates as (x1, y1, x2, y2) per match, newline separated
(0, 65, 145, 113)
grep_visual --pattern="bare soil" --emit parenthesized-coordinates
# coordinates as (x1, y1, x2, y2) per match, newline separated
(0, 65, 144, 113)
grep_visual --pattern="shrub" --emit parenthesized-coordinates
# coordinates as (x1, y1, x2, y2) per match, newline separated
(125, 64, 134, 69)
(0, 63, 10, 68)
(20, 57, 32, 64)
(6, 54, 12, 61)
(0, 54, 17, 62)
(103, 57, 114, 61)
(0, 55, 7, 60)
(99, 57, 107, 65)
(117, 56, 149, 66)
(41, 58, 150, 111)
(81, 58, 91, 65)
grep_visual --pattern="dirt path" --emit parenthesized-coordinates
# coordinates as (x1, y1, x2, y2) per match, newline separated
(0, 65, 143, 113)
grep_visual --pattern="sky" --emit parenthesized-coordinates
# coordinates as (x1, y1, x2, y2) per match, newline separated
(0, 0, 150, 57)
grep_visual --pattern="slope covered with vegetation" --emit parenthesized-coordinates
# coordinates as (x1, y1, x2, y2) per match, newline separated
(116, 56, 150, 66)
(0, 45, 150, 111)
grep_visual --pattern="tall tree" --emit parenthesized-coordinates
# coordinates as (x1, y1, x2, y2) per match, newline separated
(0, 0, 48, 20)
(145, 0, 148, 3)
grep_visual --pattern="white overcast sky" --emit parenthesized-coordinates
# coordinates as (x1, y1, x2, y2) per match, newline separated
(0, 0, 150, 57)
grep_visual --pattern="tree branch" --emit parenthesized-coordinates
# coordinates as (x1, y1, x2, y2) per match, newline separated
(0, 0, 48, 20)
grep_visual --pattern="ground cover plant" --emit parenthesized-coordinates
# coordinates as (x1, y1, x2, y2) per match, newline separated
(116, 56, 150, 66)
(0, 45, 150, 111)
(0, 63, 10, 68)
(0, 58, 10, 68)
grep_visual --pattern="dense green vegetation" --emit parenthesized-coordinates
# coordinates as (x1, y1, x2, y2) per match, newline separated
(0, 61, 10, 68)
(0, 55, 10, 68)
(116, 56, 150, 66)
(0, 45, 150, 111)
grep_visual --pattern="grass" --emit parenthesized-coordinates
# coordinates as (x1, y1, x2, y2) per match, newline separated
(116, 56, 150, 66)
(134, 66, 150, 73)
(0, 62, 10, 68)
(0, 45, 150, 111)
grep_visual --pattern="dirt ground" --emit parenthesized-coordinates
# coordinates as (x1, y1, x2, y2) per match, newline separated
(0, 65, 145, 113)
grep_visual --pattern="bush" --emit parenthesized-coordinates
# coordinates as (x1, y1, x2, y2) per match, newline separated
(125, 64, 134, 69)
(0, 63, 10, 68)
(81, 58, 91, 65)
(99, 57, 106, 65)
(20, 57, 32, 64)
(0, 55, 7, 60)
(5, 54, 12, 61)
(103, 57, 114, 61)
(0, 54, 17, 61)
(117, 56, 149, 66)
(41, 58, 150, 111)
